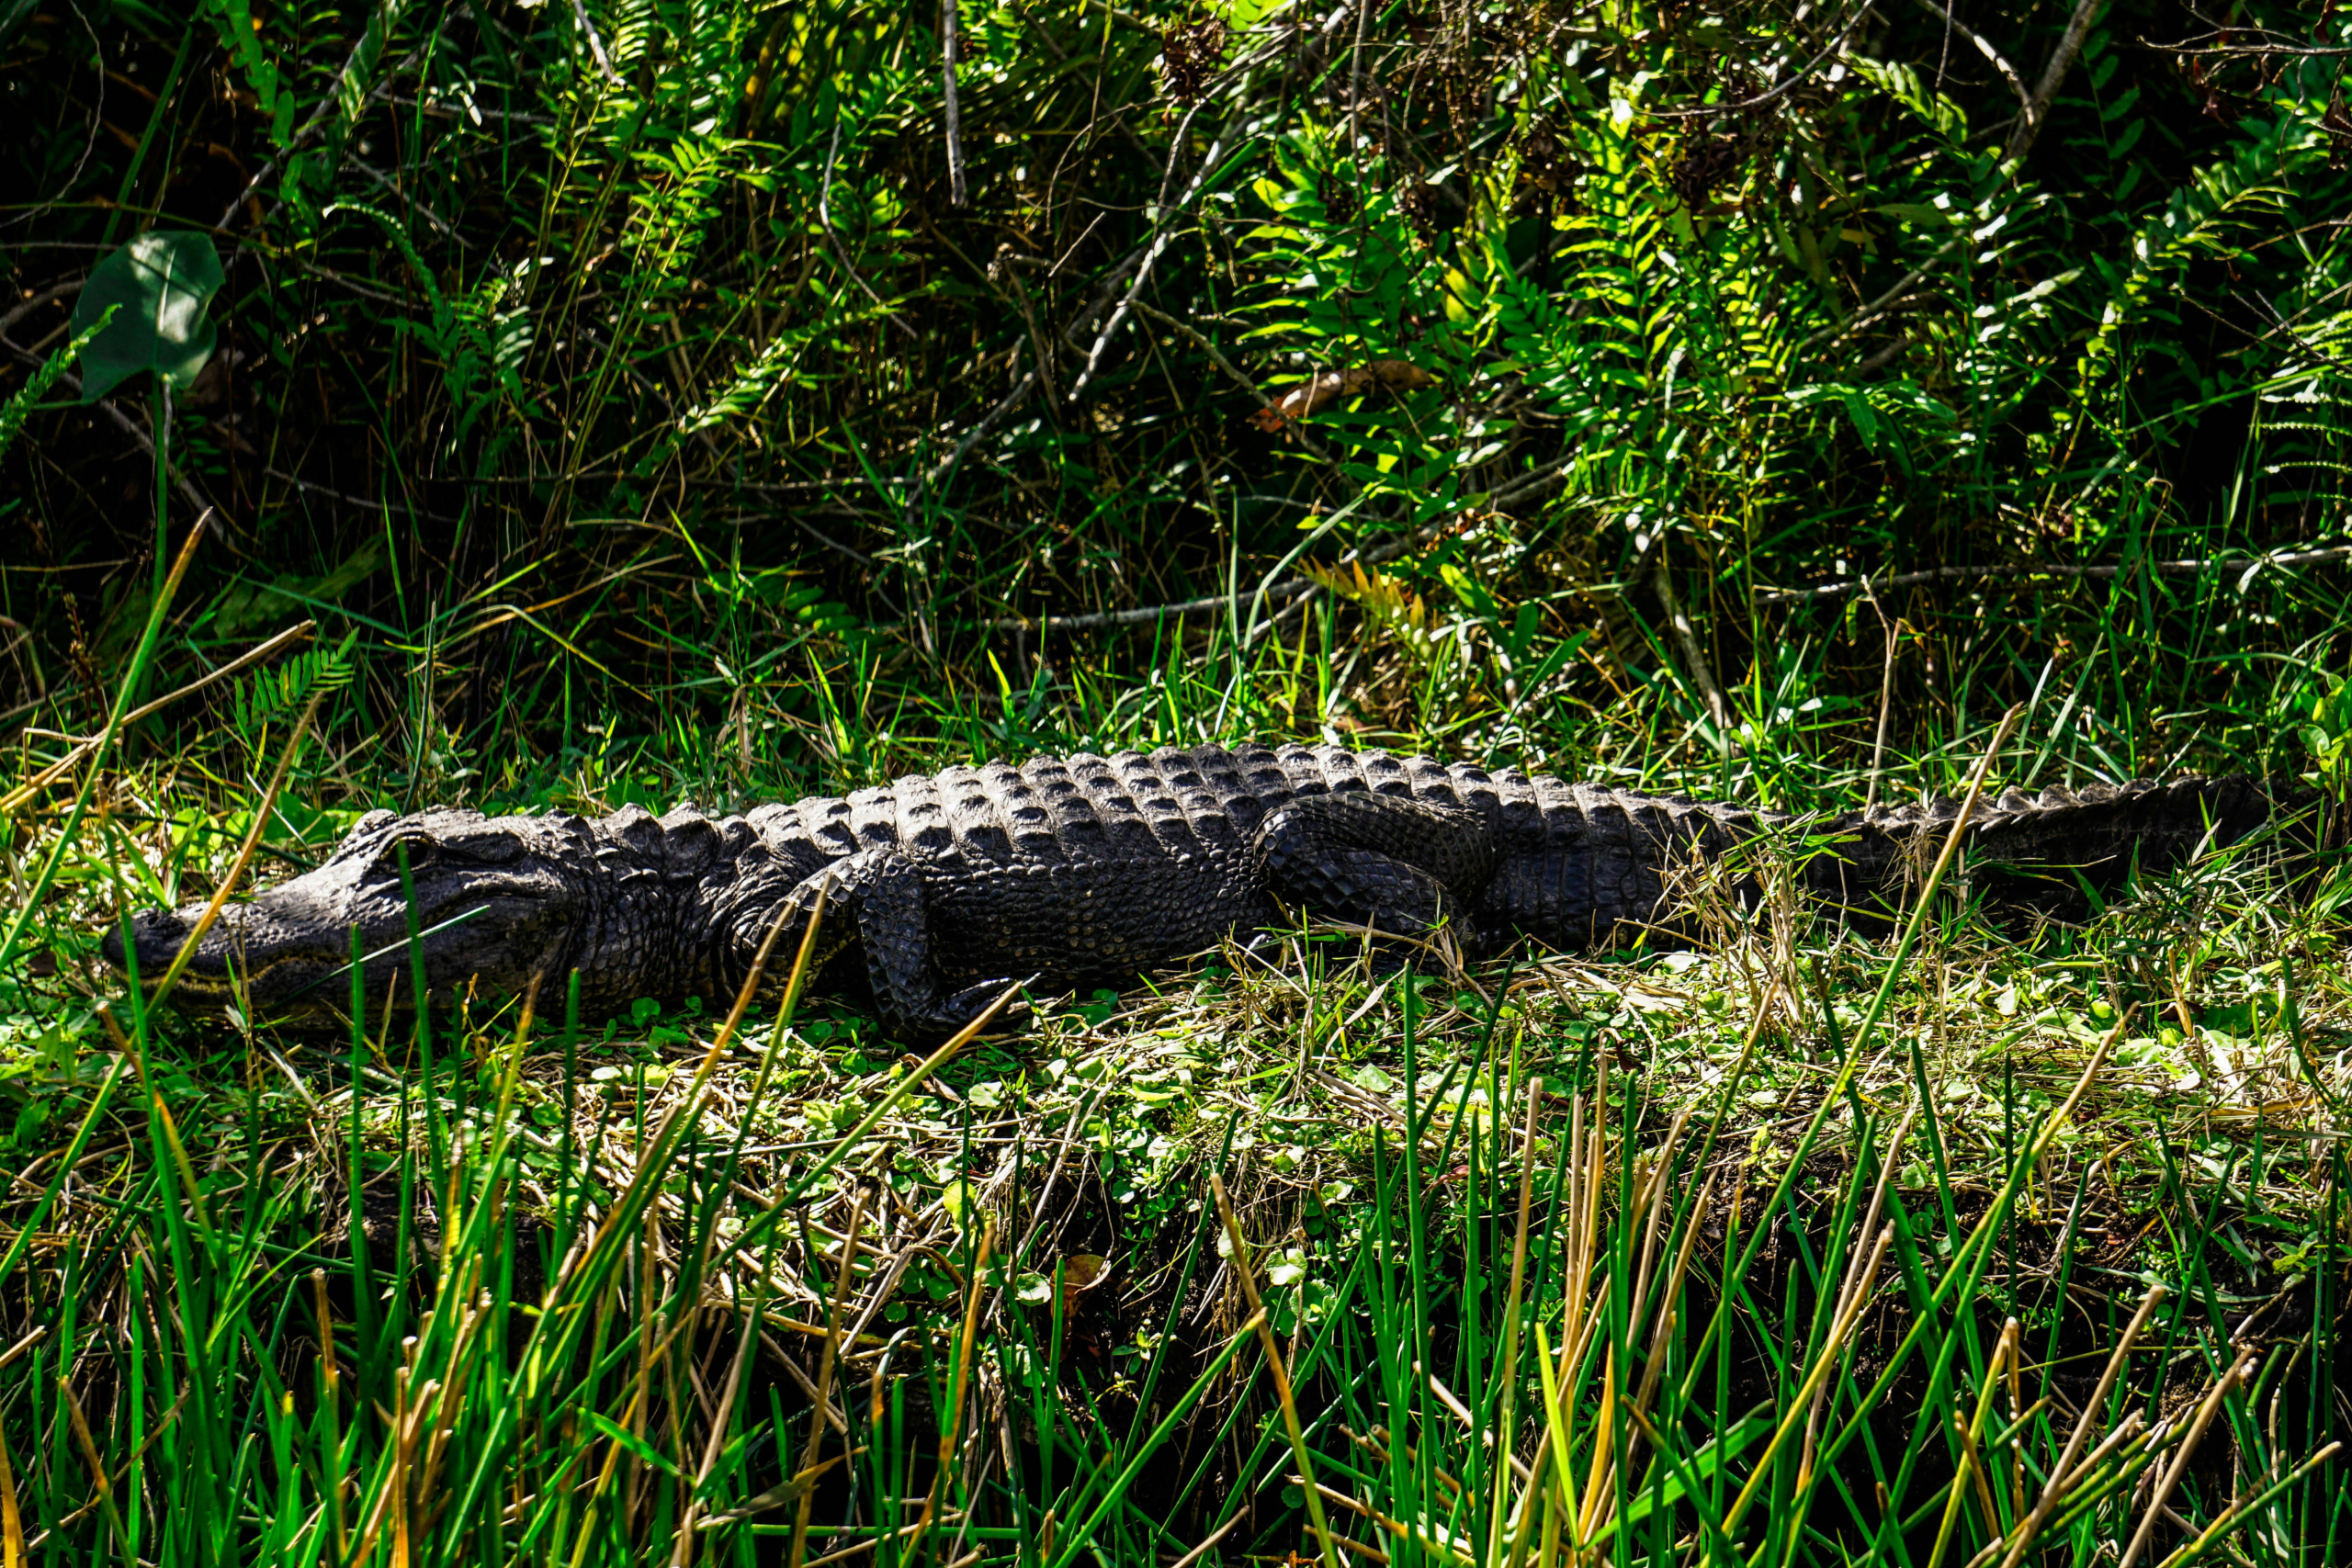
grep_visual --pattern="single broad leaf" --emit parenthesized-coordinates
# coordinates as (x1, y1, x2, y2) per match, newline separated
(1873, 203, 1955, 226)
(72, 231, 224, 403)
(1057, 1253, 1110, 1310)
(1588, 1403, 1774, 1548)
(695, 1450, 852, 1524)
(585, 1413, 680, 1477)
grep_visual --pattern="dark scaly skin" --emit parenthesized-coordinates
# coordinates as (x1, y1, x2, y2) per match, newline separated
(102, 746, 2315, 1041)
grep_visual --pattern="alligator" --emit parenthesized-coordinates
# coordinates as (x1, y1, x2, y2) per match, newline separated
(101, 745, 2310, 1040)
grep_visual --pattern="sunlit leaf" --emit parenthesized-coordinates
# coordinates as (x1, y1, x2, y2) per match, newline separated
(71, 231, 224, 403)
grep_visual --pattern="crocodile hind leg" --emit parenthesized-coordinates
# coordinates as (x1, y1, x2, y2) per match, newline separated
(760, 850, 1023, 1042)
(1256, 793, 1497, 953)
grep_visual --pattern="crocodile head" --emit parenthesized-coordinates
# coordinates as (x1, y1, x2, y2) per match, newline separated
(102, 806, 622, 1020)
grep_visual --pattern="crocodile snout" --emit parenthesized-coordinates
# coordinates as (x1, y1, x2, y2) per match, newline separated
(100, 897, 355, 1007)
(101, 906, 194, 980)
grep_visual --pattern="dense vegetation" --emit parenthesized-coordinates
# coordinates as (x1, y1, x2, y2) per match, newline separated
(6, 0, 2352, 1560)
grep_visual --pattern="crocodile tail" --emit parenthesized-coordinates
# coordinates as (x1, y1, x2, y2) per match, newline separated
(1804, 775, 2329, 930)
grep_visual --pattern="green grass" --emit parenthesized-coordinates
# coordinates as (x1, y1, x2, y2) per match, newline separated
(2, 658, 2348, 1563)
(11, 0, 2352, 1558)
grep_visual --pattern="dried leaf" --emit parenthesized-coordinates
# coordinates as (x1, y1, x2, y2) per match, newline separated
(1250, 358, 1436, 433)
(1299, 559, 1432, 641)
(1058, 1253, 1110, 1310)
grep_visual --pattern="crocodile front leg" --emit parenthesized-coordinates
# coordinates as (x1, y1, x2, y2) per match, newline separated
(757, 849, 1021, 1042)
(1256, 793, 1497, 950)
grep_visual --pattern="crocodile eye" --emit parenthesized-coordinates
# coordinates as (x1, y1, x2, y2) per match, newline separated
(372, 835, 470, 877)
(375, 836, 443, 874)
(328, 809, 402, 860)
(435, 829, 526, 864)
(372, 826, 528, 874)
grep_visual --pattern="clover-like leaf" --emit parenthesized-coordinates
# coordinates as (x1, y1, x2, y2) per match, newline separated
(72, 231, 225, 403)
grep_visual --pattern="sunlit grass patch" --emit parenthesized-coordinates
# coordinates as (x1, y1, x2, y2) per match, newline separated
(2, 760, 2347, 1562)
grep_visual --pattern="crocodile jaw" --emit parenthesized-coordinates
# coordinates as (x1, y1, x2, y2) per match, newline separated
(101, 807, 614, 1020)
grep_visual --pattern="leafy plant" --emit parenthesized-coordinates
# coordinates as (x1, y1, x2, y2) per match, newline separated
(0, 310, 111, 462)
(69, 231, 222, 401)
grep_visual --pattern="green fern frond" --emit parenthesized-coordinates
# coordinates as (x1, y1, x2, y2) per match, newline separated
(230, 631, 360, 738)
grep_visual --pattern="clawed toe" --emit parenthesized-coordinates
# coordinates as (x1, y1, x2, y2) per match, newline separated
(901, 979, 1031, 1042)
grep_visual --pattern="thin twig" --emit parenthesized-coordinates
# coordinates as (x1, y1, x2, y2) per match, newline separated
(1862, 584, 1899, 810)
(819, 118, 919, 340)
(258, 467, 468, 526)
(1166, 1511, 1250, 1568)
(1913, 0, 2030, 120)
(59, 1377, 130, 1561)
(1485, 451, 1585, 510)
(2155, 29, 2352, 58)
(902, 1219, 993, 1562)
(1210, 1174, 1340, 1568)
(1128, 301, 1339, 466)
(1796, 236, 1964, 352)
(1068, 125, 1235, 400)
(139, 688, 327, 1011)
(0, 281, 80, 335)
(1995, 1284, 2165, 1568)
(1345, 0, 1373, 154)
(990, 579, 1316, 633)
(1855, 330, 1916, 374)
(788, 1188, 869, 1568)
(213, 43, 423, 230)
(1758, 541, 2352, 604)
(1651, 546, 1734, 743)
(0, 329, 232, 539)
(571, 0, 624, 85)
(1648, 0, 1880, 118)
(941, 0, 967, 208)
(2116, 1348, 2257, 1568)
(2011, 0, 2109, 160)
(986, 516, 1446, 633)
(927, 370, 1041, 492)
(2, 620, 316, 810)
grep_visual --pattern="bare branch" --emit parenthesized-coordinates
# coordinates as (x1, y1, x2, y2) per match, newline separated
(2009, 0, 2107, 161)
(942, 0, 968, 208)
(1128, 302, 1340, 467)
(571, 0, 624, 86)
(1648, 0, 1880, 119)
(1913, 0, 2030, 121)
(1758, 542, 2352, 605)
